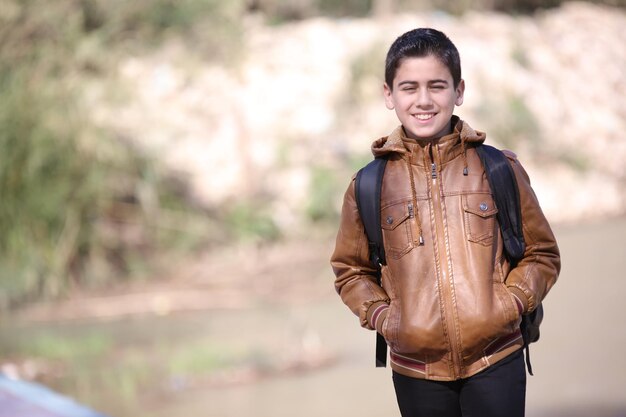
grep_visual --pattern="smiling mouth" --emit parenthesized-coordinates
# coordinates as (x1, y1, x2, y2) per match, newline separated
(414, 113, 435, 121)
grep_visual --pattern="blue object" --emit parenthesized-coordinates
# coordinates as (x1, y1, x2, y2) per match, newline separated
(0, 373, 109, 417)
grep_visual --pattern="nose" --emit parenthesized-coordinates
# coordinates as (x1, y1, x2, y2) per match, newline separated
(415, 88, 432, 108)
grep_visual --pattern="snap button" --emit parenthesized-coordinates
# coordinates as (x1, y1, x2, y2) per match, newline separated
(386, 216, 394, 224)
(479, 202, 489, 211)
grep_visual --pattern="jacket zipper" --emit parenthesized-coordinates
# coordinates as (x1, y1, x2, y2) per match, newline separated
(407, 202, 425, 246)
(428, 144, 463, 378)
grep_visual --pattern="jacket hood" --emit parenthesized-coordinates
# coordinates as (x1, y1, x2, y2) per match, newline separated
(371, 116, 486, 158)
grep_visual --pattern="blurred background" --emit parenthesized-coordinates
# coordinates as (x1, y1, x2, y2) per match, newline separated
(0, 0, 625, 416)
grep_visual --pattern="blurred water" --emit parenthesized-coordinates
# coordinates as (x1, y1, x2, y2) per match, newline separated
(2, 217, 626, 417)
(148, 217, 626, 417)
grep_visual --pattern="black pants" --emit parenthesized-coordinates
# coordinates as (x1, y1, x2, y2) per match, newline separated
(392, 349, 527, 417)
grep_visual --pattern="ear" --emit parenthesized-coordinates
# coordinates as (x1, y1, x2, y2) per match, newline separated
(383, 83, 394, 110)
(455, 79, 465, 106)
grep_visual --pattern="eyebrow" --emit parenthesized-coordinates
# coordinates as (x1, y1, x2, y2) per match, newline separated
(397, 79, 449, 87)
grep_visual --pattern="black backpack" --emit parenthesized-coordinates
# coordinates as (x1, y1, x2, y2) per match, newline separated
(355, 144, 542, 375)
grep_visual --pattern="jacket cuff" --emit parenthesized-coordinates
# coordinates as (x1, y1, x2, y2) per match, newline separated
(507, 286, 529, 314)
(367, 301, 389, 333)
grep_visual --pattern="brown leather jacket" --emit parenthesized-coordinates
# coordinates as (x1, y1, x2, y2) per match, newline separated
(331, 118, 560, 381)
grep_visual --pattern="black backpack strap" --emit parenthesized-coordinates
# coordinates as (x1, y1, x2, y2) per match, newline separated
(476, 144, 540, 375)
(355, 156, 388, 367)
(355, 157, 388, 267)
(475, 145, 525, 264)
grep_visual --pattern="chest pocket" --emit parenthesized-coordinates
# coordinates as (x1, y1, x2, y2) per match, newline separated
(463, 194, 498, 246)
(381, 201, 414, 259)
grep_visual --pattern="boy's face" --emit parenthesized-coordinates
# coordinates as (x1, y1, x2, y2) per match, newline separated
(383, 55, 464, 141)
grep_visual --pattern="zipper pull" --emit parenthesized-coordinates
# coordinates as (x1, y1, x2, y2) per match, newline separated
(408, 203, 424, 245)
(431, 163, 437, 179)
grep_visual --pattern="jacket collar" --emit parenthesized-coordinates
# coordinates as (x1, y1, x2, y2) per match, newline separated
(371, 116, 486, 166)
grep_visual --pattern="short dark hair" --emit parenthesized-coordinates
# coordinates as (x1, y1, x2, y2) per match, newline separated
(385, 28, 461, 89)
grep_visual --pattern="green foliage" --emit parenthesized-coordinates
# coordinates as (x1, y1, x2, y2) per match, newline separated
(169, 343, 241, 375)
(477, 93, 541, 149)
(306, 166, 340, 223)
(318, 0, 374, 16)
(0, 317, 277, 415)
(555, 150, 590, 172)
(348, 42, 386, 103)
(81, 0, 246, 61)
(476, 90, 591, 173)
(0, 73, 196, 305)
(249, 0, 374, 23)
(28, 332, 112, 361)
(226, 202, 281, 242)
(0, 47, 89, 302)
(0, 0, 223, 307)
(397, 0, 624, 14)
(250, 0, 624, 21)
(0, 0, 245, 67)
(511, 40, 530, 69)
(349, 153, 376, 173)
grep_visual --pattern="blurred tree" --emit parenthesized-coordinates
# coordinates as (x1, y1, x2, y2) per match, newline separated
(396, 0, 625, 14)
(246, 0, 625, 20)
(0, 0, 219, 308)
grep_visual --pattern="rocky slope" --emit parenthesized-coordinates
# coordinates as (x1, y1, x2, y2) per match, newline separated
(90, 2, 626, 227)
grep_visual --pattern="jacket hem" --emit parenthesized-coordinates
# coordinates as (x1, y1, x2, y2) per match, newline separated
(389, 330, 524, 381)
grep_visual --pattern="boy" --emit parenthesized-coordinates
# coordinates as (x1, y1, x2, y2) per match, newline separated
(330, 28, 560, 417)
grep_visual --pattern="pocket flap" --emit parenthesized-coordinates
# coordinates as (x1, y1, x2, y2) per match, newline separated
(463, 194, 498, 218)
(381, 202, 410, 231)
